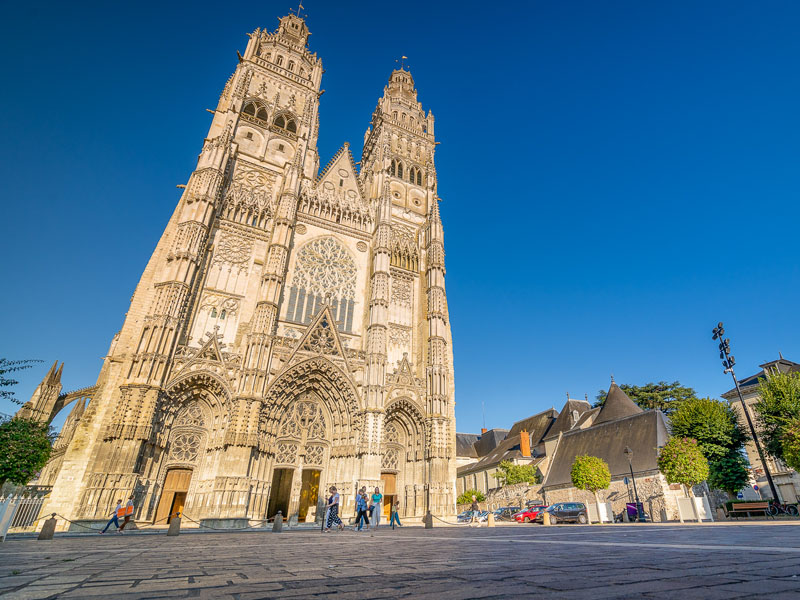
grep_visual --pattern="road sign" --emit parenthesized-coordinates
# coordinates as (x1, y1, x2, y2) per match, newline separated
(753, 485, 759, 491)
(737, 492, 744, 499)
(623, 477, 629, 485)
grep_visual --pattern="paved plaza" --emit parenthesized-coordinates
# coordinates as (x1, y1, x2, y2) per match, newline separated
(2, 523, 800, 598)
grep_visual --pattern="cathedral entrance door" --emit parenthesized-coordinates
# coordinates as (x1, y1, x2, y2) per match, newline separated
(156, 468, 192, 524)
(268, 468, 293, 520)
(381, 472, 397, 520)
(298, 469, 320, 522)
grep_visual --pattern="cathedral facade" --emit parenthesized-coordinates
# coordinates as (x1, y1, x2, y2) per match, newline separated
(25, 12, 456, 526)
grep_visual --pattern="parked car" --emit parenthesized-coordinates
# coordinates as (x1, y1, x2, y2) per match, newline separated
(457, 510, 489, 523)
(493, 506, 521, 522)
(514, 505, 548, 523)
(534, 502, 588, 524)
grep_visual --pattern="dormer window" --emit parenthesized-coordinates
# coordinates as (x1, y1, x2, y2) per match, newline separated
(288, 60, 295, 72)
(277, 56, 284, 66)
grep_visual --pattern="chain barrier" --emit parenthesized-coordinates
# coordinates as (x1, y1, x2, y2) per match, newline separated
(42, 512, 178, 533)
(432, 514, 470, 526)
(178, 513, 272, 531)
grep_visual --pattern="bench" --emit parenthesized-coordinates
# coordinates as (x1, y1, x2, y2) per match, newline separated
(727, 502, 773, 519)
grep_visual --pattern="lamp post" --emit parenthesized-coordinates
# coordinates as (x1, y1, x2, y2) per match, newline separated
(712, 322, 780, 502)
(623, 446, 645, 522)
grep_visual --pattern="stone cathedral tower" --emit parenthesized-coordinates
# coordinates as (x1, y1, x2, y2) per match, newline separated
(32, 12, 457, 527)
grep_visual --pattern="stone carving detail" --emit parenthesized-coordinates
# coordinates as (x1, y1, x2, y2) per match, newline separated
(295, 223, 307, 235)
(291, 237, 357, 300)
(276, 442, 298, 464)
(388, 324, 411, 347)
(299, 180, 374, 232)
(199, 293, 241, 317)
(384, 422, 400, 443)
(391, 279, 412, 307)
(277, 399, 326, 440)
(213, 232, 252, 272)
(382, 448, 398, 470)
(170, 432, 201, 462)
(301, 315, 338, 355)
(356, 241, 368, 252)
(222, 163, 277, 225)
(390, 227, 419, 271)
(175, 404, 205, 428)
(305, 444, 324, 465)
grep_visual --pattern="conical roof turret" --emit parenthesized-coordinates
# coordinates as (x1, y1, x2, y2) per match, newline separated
(594, 380, 643, 425)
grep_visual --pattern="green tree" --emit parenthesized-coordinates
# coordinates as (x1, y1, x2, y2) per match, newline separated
(781, 418, 800, 473)
(0, 358, 42, 406)
(754, 371, 800, 462)
(669, 397, 749, 495)
(707, 451, 750, 495)
(456, 489, 485, 505)
(0, 417, 54, 486)
(657, 437, 709, 495)
(491, 460, 541, 486)
(570, 455, 611, 523)
(594, 381, 697, 415)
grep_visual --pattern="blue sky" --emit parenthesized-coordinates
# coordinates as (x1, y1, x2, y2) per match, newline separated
(1, 1, 799, 433)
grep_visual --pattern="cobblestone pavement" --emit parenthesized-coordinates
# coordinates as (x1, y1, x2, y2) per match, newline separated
(2, 523, 800, 599)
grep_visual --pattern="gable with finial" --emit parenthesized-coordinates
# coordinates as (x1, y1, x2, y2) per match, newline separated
(286, 305, 350, 370)
(387, 352, 424, 390)
(316, 143, 366, 199)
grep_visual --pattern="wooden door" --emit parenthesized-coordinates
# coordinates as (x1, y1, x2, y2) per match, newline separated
(298, 469, 320, 522)
(267, 468, 293, 520)
(381, 472, 396, 519)
(155, 468, 193, 524)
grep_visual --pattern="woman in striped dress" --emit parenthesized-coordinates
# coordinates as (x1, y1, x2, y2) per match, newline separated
(325, 486, 344, 532)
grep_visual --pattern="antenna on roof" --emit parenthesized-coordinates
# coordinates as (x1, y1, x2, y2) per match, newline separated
(585, 393, 588, 402)
(482, 401, 486, 430)
(780, 351, 784, 360)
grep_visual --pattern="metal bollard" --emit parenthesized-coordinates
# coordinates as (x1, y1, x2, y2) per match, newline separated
(167, 513, 181, 536)
(542, 512, 551, 526)
(38, 514, 57, 540)
(424, 511, 433, 529)
(487, 513, 495, 527)
(272, 511, 283, 532)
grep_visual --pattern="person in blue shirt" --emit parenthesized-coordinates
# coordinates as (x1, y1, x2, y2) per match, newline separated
(355, 487, 370, 531)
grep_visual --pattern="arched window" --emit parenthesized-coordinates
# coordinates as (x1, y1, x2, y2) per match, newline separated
(273, 113, 297, 134)
(390, 159, 396, 176)
(416, 170, 422, 186)
(397, 161, 404, 179)
(265, 52, 272, 62)
(242, 100, 268, 123)
(299, 68, 305, 78)
(243, 102, 256, 116)
(288, 60, 295, 72)
(276, 55, 284, 66)
(210, 308, 217, 318)
(392, 111, 398, 120)
(220, 310, 226, 320)
(408, 167, 416, 183)
(256, 107, 268, 120)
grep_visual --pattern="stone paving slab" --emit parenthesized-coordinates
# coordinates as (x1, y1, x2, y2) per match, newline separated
(1, 523, 800, 598)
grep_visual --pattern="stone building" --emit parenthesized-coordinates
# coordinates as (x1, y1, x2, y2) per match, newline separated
(721, 356, 800, 503)
(541, 382, 684, 521)
(19, 11, 457, 528)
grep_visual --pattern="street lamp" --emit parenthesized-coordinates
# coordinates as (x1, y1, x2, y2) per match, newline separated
(712, 322, 780, 502)
(623, 446, 645, 522)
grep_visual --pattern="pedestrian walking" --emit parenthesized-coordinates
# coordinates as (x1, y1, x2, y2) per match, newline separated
(470, 495, 481, 527)
(99, 499, 124, 534)
(390, 499, 403, 528)
(370, 486, 383, 528)
(118, 495, 135, 533)
(355, 487, 370, 531)
(325, 486, 344, 532)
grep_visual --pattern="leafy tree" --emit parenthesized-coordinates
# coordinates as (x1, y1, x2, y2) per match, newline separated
(0, 417, 54, 486)
(657, 437, 709, 495)
(708, 450, 751, 495)
(456, 489, 485, 505)
(669, 397, 749, 495)
(781, 418, 800, 473)
(0, 359, 42, 406)
(594, 381, 697, 415)
(754, 371, 800, 463)
(570, 455, 611, 522)
(491, 460, 541, 486)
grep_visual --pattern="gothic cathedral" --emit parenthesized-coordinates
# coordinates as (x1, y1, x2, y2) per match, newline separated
(22, 12, 457, 527)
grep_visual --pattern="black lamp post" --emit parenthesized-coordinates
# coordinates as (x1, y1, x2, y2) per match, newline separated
(712, 322, 780, 502)
(623, 446, 645, 522)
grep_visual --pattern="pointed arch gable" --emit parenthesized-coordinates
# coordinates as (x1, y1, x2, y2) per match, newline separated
(261, 356, 362, 449)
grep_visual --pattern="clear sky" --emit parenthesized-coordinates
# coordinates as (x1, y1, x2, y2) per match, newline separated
(1, 1, 799, 434)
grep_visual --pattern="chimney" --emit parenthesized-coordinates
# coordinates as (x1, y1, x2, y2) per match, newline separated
(520, 431, 531, 458)
(480, 428, 487, 434)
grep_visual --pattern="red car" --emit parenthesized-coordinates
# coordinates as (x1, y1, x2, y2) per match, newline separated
(514, 505, 548, 523)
